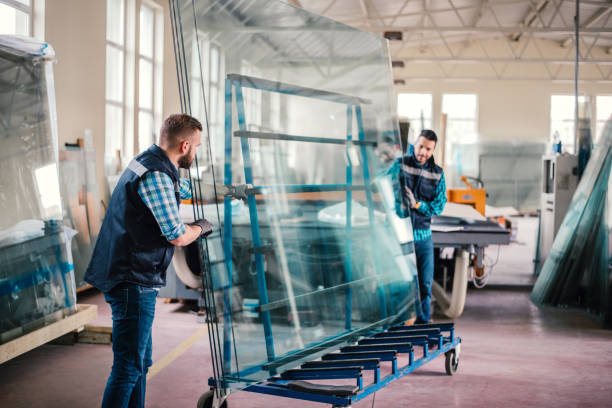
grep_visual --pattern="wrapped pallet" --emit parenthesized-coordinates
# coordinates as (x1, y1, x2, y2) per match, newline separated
(0, 36, 78, 344)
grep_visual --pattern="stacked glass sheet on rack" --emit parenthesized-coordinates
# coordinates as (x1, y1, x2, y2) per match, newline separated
(531, 119, 612, 327)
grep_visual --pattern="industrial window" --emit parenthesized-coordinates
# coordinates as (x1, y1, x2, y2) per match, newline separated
(0, 0, 32, 36)
(549, 95, 594, 155)
(397, 93, 433, 139)
(137, 2, 162, 154)
(442, 93, 478, 144)
(189, 39, 223, 167)
(105, 0, 127, 167)
(596, 95, 612, 144)
(106, 0, 164, 170)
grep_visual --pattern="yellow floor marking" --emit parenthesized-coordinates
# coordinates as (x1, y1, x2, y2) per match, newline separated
(147, 325, 208, 380)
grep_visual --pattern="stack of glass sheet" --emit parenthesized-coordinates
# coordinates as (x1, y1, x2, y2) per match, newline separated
(531, 119, 612, 327)
(170, 0, 420, 391)
(0, 36, 76, 343)
(58, 133, 102, 289)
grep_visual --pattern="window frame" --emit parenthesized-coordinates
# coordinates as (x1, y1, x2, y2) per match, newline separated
(0, 0, 34, 37)
(397, 92, 433, 140)
(105, 0, 128, 165)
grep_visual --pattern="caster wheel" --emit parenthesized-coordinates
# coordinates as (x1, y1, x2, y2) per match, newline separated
(445, 349, 459, 375)
(197, 390, 228, 408)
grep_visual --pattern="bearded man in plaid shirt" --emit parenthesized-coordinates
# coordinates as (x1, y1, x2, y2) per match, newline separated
(85, 114, 212, 408)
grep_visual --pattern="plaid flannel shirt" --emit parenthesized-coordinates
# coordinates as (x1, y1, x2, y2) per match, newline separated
(137, 171, 192, 241)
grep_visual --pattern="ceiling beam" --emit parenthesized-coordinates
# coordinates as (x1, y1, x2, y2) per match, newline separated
(561, 4, 612, 47)
(361, 25, 612, 33)
(393, 56, 612, 63)
(509, 0, 550, 42)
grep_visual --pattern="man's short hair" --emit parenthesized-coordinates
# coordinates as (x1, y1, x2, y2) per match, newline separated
(159, 114, 202, 148)
(419, 129, 438, 144)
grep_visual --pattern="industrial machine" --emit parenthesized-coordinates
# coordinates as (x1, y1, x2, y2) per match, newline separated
(446, 176, 487, 216)
(538, 154, 578, 267)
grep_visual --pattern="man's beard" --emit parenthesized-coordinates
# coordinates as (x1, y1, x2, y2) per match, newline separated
(178, 147, 194, 169)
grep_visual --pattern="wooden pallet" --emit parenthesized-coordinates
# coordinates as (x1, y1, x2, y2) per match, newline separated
(0, 304, 98, 364)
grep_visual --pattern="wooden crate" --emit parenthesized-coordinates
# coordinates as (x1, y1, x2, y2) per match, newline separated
(0, 304, 98, 364)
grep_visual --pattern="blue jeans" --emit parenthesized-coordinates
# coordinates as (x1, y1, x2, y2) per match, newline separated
(414, 237, 434, 323)
(102, 283, 157, 408)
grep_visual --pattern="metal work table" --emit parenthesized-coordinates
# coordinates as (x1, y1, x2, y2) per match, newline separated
(430, 215, 511, 318)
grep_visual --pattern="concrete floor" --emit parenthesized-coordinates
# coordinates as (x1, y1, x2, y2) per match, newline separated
(1, 286, 611, 407)
(1, 217, 611, 407)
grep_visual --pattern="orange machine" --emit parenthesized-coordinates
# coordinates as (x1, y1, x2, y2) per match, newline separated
(446, 175, 487, 216)
(447, 176, 488, 278)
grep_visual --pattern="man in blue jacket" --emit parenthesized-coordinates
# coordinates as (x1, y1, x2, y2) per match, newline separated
(400, 129, 447, 323)
(85, 114, 212, 408)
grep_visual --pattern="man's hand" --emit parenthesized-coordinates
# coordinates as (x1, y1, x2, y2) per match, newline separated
(190, 219, 214, 238)
(404, 187, 419, 209)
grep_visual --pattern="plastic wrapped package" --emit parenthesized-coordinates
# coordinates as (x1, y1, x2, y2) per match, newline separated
(0, 36, 76, 343)
(171, 0, 420, 390)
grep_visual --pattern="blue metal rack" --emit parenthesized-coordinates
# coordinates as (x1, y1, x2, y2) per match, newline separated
(221, 73, 387, 370)
(199, 74, 462, 407)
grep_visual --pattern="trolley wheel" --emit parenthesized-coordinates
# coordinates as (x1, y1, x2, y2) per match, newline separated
(197, 390, 228, 408)
(445, 349, 459, 375)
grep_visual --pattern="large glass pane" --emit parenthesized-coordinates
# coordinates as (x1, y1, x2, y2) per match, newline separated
(138, 111, 154, 153)
(139, 5, 154, 59)
(171, 0, 419, 390)
(0, 4, 30, 36)
(106, 0, 125, 44)
(0, 37, 77, 343)
(139, 59, 153, 110)
(106, 45, 124, 103)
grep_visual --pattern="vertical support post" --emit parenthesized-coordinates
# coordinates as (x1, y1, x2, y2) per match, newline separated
(222, 78, 233, 373)
(344, 104, 353, 331)
(423, 343, 429, 358)
(409, 350, 414, 366)
(234, 84, 275, 363)
(354, 104, 387, 318)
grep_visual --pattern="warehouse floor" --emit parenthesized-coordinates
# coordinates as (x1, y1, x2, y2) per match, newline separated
(2, 217, 611, 407)
(1, 286, 611, 407)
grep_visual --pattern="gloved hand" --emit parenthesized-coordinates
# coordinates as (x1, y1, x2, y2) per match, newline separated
(190, 219, 214, 238)
(225, 184, 251, 201)
(404, 186, 418, 209)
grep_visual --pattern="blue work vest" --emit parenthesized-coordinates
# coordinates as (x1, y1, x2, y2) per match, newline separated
(399, 146, 444, 230)
(85, 145, 181, 292)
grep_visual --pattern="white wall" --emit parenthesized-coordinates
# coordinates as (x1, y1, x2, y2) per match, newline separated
(45, 0, 180, 200)
(45, 0, 107, 195)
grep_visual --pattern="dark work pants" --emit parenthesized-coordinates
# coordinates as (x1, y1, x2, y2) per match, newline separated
(414, 237, 434, 323)
(102, 283, 157, 408)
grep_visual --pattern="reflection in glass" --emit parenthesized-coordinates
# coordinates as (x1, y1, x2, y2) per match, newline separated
(171, 0, 419, 391)
(34, 164, 62, 219)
